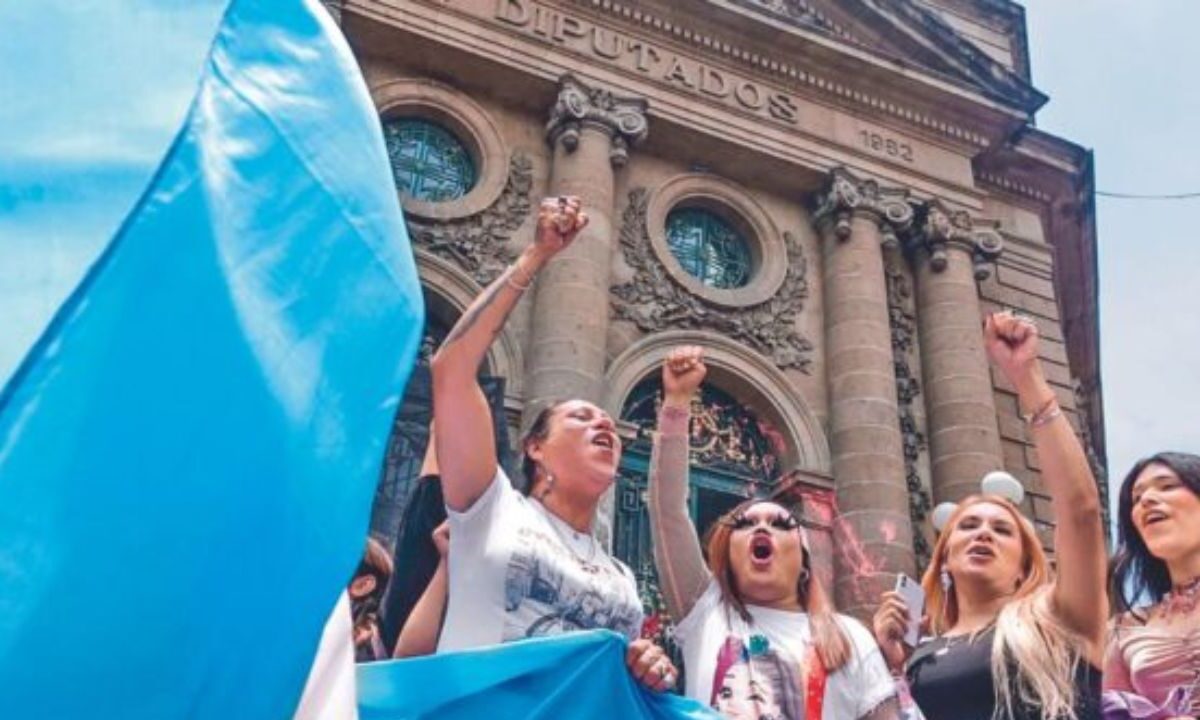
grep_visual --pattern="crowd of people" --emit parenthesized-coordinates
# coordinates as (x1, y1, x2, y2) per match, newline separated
(346, 195, 1200, 720)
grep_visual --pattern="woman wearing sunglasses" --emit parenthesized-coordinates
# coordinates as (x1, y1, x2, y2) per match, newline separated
(648, 347, 900, 720)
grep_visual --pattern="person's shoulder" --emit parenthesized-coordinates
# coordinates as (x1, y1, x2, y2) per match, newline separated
(831, 612, 871, 638)
(1111, 608, 1151, 630)
(447, 465, 523, 522)
(608, 553, 636, 581)
(825, 613, 877, 654)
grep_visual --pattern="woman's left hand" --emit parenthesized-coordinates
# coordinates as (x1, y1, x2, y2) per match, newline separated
(626, 638, 677, 692)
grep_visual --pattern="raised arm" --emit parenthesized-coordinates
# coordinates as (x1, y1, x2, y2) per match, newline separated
(394, 522, 450, 658)
(430, 197, 587, 511)
(647, 346, 712, 621)
(983, 312, 1107, 659)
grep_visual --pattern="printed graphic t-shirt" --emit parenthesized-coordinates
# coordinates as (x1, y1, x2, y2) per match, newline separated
(674, 580, 896, 720)
(437, 468, 644, 652)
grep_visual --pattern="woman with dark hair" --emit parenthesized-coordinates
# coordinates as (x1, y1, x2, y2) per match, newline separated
(648, 346, 900, 720)
(872, 312, 1107, 720)
(1104, 452, 1200, 719)
(429, 195, 675, 691)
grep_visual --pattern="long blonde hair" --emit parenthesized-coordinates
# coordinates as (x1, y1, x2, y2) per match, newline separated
(923, 495, 1087, 720)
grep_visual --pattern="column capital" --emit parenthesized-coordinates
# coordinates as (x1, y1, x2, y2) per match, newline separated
(546, 74, 648, 167)
(909, 200, 1004, 279)
(812, 167, 914, 246)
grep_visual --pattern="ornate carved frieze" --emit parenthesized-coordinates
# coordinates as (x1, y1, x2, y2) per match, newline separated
(734, 0, 849, 38)
(909, 200, 1004, 280)
(405, 154, 533, 286)
(885, 258, 932, 566)
(612, 188, 813, 372)
(546, 74, 648, 167)
(552, 0, 989, 146)
(1072, 377, 1111, 531)
(811, 167, 914, 244)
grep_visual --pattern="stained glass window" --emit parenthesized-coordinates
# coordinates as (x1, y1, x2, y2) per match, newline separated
(383, 118, 476, 202)
(665, 208, 752, 289)
(621, 379, 782, 487)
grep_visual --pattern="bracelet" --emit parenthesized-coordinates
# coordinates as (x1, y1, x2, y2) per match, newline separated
(1020, 395, 1060, 427)
(1029, 404, 1062, 428)
(506, 267, 534, 292)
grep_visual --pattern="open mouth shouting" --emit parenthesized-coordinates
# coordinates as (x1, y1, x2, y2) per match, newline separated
(590, 431, 617, 453)
(749, 532, 775, 569)
(1141, 509, 1169, 528)
(965, 543, 995, 562)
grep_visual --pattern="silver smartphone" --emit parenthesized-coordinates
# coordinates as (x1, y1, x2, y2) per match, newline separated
(894, 574, 925, 647)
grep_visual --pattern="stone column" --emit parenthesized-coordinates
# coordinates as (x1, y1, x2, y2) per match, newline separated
(523, 74, 648, 422)
(908, 201, 1005, 503)
(813, 168, 917, 616)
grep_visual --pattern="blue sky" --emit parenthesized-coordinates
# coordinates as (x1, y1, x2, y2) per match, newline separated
(1023, 1, 1200, 514)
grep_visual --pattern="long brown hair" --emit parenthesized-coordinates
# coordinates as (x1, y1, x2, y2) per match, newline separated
(705, 498, 851, 670)
(924, 494, 1088, 719)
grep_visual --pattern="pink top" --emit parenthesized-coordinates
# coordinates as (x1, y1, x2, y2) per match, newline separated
(1106, 620, 1200, 716)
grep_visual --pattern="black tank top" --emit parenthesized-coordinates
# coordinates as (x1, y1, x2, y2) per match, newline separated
(906, 627, 1101, 720)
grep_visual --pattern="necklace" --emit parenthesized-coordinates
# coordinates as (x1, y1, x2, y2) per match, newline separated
(1161, 575, 1200, 618)
(534, 499, 600, 570)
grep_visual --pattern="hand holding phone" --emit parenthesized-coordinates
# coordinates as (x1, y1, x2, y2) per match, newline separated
(894, 574, 925, 647)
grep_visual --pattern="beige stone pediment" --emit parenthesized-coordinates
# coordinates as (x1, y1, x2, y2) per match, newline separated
(717, 0, 1046, 115)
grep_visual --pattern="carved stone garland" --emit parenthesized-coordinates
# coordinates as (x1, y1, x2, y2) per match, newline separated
(885, 258, 933, 566)
(404, 154, 534, 286)
(612, 188, 813, 372)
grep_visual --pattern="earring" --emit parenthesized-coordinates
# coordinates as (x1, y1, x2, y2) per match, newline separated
(537, 467, 555, 500)
(940, 569, 953, 592)
(798, 568, 810, 585)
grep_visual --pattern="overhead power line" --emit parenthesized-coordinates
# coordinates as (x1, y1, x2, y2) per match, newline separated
(1097, 190, 1200, 200)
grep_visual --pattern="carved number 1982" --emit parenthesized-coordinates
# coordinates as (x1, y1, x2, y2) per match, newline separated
(859, 130, 914, 163)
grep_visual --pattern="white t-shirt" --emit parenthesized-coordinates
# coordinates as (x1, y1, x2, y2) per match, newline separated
(437, 468, 644, 652)
(674, 580, 896, 720)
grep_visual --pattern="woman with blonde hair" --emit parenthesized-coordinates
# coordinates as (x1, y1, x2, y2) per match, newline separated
(872, 312, 1107, 719)
(649, 346, 900, 720)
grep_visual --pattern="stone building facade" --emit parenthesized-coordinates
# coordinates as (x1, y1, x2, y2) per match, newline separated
(333, 0, 1105, 620)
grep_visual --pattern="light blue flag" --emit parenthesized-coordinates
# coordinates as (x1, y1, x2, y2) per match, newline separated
(358, 631, 721, 720)
(0, 0, 423, 717)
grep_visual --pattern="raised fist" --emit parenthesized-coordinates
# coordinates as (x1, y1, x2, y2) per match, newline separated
(533, 195, 589, 257)
(983, 311, 1042, 390)
(662, 345, 706, 406)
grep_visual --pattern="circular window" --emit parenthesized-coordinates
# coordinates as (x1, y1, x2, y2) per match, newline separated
(665, 208, 752, 289)
(383, 118, 476, 202)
